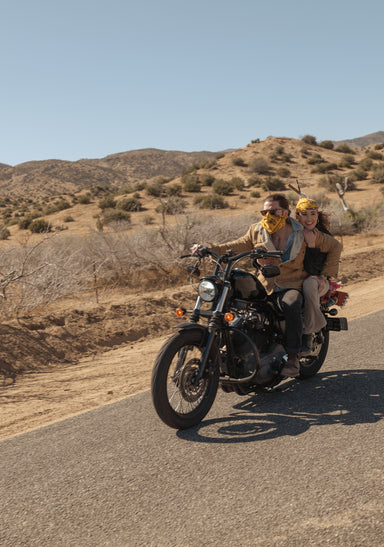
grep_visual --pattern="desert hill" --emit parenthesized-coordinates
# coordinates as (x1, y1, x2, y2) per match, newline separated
(0, 131, 383, 202)
(0, 149, 221, 198)
(334, 131, 384, 148)
(94, 148, 226, 181)
(1, 133, 384, 242)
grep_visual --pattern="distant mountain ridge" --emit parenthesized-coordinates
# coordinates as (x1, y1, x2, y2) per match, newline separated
(1, 131, 384, 198)
(0, 149, 221, 197)
(333, 131, 384, 148)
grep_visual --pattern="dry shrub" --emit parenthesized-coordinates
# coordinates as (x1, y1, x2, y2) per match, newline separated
(327, 201, 384, 235)
(0, 213, 259, 317)
(4, 202, 381, 318)
(248, 157, 270, 175)
(98, 212, 257, 287)
(0, 235, 93, 318)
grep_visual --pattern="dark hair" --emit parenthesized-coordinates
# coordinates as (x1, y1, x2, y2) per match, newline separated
(318, 211, 331, 233)
(295, 209, 331, 234)
(264, 193, 290, 213)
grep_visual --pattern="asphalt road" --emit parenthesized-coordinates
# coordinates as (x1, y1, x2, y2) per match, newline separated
(1, 311, 383, 546)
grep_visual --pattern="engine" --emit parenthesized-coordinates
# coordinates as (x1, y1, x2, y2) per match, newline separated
(241, 311, 273, 352)
(222, 310, 286, 389)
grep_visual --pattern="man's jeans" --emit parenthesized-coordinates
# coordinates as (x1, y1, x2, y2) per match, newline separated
(272, 289, 303, 353)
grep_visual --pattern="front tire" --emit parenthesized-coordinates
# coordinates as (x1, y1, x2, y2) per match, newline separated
(151, 329, 219, 429)
(299, 329, 329, 379)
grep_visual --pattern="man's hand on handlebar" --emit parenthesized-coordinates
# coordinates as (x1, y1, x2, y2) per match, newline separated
(191, 244, 208, 257)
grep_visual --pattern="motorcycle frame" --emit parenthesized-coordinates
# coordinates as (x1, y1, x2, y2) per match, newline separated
(175, 248, 282, 386)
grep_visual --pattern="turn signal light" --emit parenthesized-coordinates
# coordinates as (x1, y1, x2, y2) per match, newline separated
(224, 312, 234, 322)
(175, 307, 185, 318)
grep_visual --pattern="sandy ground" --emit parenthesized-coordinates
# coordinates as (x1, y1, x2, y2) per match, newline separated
(1, 235, 384, 441)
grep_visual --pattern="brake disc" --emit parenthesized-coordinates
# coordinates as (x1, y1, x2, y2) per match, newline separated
(178, 358, 207, 402)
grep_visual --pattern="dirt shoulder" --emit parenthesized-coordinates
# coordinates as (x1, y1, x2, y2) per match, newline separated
(1, 235, 384, 441)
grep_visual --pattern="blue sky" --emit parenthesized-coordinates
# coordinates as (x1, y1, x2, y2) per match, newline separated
(1, 0, 383, 166)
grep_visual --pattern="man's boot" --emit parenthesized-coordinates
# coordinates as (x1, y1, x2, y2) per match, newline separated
(281, 353, 300, 377)
(300, 333, 313, 356)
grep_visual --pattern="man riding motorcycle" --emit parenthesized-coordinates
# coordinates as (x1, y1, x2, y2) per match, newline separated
(192, 193, 325, 377)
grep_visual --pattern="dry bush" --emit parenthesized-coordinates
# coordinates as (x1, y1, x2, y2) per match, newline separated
(327, 201, 384, 235)
(0, 235, 94, 318)
(372, 165, 384, 184)
(0, 213, 259, 318)
(248, 157, 271, 175)
(3, 200, 381, 318)
(93, 212, 258, 288)
(301, 135, 317, 145)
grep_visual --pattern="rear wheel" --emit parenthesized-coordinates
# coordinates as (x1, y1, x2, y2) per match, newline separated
(299, 329, 329, 379)
(151, 329, 219, 429)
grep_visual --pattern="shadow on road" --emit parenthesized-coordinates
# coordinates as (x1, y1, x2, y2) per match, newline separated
(177, 369, 384, 443)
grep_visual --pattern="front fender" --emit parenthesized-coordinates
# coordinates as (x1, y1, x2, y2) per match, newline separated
(173, 321, 209, 331)
(173, 323, 216, 361)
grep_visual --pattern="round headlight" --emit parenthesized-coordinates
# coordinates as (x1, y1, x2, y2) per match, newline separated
(198, 279, 217, 302)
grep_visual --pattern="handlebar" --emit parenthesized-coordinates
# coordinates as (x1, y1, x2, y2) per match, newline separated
(180, 247, 282, 262)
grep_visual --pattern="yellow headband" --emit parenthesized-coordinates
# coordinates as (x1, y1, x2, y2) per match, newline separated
(296, 197, 319, 212)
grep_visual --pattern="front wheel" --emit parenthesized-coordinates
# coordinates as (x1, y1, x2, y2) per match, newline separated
(151, 329, 219, 429)
(299, 328, 329, 379)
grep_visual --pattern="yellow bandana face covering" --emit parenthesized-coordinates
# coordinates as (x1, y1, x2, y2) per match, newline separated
(260, 212, 287, 234)
(296, 197, 319, 212)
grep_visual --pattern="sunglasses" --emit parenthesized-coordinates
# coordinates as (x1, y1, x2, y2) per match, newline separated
(260, 208, 284, 216)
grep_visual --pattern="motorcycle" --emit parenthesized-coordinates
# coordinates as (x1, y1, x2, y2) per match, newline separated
(151, 247, 348, 429)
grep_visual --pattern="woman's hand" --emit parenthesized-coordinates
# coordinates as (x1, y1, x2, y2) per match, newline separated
(257, 257, 275, 267)
(310, 275, 326, 293)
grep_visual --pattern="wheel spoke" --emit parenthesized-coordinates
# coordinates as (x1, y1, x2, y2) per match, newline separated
(151, 329, 219, 429)
(166, 347, 207, 414)
(299, 329, 329, 378)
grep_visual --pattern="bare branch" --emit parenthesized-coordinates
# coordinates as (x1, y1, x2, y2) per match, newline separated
(334, 177, 350, 212)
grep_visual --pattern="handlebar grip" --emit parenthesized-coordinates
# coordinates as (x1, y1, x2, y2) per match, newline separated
(180, 247, 209, 258)
(252, 248, 283, 258)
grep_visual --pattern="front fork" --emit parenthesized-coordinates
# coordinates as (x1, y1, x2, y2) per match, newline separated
(194, 282, 231, 384)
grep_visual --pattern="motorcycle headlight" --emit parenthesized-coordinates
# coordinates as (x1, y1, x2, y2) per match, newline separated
(198, 279, 217, 302)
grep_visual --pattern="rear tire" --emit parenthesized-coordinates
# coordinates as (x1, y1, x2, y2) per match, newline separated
(151, 329, 219, 429)
(299, 329, 329, 379)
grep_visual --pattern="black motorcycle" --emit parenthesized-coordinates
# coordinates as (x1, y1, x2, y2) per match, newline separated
(151, 247, 348, 429)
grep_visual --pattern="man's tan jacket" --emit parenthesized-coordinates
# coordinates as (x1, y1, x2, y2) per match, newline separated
(209, 218, 342, 295)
